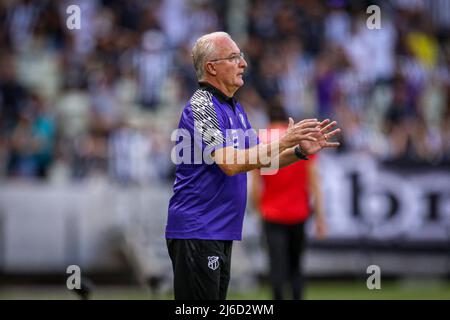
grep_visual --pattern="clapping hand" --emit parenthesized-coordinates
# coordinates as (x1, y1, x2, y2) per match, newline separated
(296, 118, 341, 155)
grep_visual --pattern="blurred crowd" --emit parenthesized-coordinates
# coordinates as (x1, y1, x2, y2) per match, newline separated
(0, 0, 449, 184)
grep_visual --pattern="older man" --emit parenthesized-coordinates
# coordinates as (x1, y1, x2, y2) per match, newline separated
(166, 31, 340, 300)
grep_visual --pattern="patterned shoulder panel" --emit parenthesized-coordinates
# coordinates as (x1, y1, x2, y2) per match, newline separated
(190, 89, 225, 148)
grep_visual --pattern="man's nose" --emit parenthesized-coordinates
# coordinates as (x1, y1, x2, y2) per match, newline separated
(239, 56, 248, 68)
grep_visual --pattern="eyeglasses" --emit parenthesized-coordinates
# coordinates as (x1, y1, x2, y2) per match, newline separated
(209, 52, 245, 64)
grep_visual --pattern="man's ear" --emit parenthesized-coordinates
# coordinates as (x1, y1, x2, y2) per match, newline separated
(205, 62, 217, 76)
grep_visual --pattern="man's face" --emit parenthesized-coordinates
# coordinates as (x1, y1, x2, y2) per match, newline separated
(209, 37, 247, 95)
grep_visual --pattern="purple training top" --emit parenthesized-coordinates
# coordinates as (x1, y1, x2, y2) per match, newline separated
(166, 83, 259, 240)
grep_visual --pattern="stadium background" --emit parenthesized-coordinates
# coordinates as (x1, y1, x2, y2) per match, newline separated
(0, 0, 449, 299)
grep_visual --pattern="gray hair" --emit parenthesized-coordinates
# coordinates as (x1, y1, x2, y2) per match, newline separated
(192, 32, 232, 81)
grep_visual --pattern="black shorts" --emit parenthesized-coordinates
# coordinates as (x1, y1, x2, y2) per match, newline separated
(166, 238, 233, 300)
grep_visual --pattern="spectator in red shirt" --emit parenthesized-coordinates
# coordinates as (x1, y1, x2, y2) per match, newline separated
(251, 106, 327, 300)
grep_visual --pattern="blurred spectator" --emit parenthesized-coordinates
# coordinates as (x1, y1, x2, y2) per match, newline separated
(406, 15, 439, 69)
(6, 0, 41, 52)
(7, 93, 55, 178)
(0, 53, 28, 135)
(314, 48, 340, 120)
(324, 0, 351, 47)
(383, 74, 428, 160)
(278, 38, 316, 119)
(134, 29, 171, 110)
(108, 119, 153, 184)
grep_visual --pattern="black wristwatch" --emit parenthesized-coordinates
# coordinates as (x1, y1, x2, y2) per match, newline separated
(294, 146, 309, 160)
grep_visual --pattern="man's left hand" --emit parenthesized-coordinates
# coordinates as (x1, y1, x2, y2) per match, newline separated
(299, 119, 341, 155)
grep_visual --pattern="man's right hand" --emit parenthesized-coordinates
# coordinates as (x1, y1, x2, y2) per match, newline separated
(280, 118, 320, 150)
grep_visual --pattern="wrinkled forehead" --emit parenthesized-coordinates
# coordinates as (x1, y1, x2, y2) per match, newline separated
(213, 36, 241, 56)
